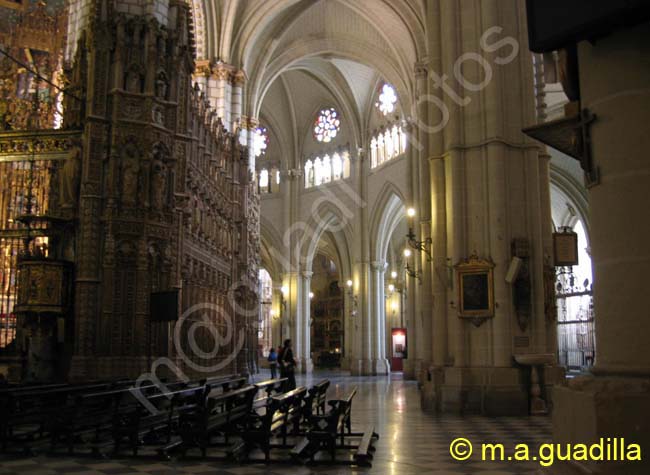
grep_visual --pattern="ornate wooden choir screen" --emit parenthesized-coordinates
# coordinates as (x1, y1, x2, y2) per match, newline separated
(0, 0, 260, 382)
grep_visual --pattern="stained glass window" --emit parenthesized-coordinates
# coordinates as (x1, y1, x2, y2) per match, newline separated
(254, 126, 269, 157)
(376, 83, 397, 116)
(313, 108, 341, 143)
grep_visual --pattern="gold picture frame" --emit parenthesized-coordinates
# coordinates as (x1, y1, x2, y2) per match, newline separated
(455, 254, 495, 325)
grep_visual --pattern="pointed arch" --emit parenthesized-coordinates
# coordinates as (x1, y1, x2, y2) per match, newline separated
(299, 201, 354, 279)
(369, 181, 407, 262)
(260, 215, 285, 283)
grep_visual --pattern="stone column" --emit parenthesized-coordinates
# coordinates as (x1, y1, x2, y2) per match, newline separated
(371, 261, 390, 374)
(211, 64, 230, 122)
(552, 24, 650, 475)
(230, 70, 245, 131)
(299, 270, 314, 373)
(285, 271, 303, 372)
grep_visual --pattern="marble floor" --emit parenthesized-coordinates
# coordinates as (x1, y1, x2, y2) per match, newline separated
(0, 371, 550, 474)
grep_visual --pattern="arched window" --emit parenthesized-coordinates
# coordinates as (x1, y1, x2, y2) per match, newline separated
(376, 83, 398, 116)
(385, 129, 394, 159)
(398, 125, 407, 154)
(305, 160, 314, 188)
(314, 107, 341, 143)
(314, 158, 323, 186)
(322, 154, 332, 183)
(369, 121, 407, 169)
(332, 153, 343, 180)
(258, 269, 273, 357)
(254, 126, 269, 158)
(303, 149, 350, 188)
(259, 168, 269, 192)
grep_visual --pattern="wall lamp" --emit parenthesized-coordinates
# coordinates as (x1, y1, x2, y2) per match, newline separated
(406, 207, 432, 260)
(403, 248, 422, 283)
(346, 279, 358, 317)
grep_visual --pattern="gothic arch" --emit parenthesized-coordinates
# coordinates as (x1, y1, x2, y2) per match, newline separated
(299, 201, 354, 279)
(550, 163, 590, 243)
(260, 215, 285, 282)
(369, 181, 407, 262)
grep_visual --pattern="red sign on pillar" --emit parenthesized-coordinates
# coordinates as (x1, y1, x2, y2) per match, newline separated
(391, 328, 407, 372)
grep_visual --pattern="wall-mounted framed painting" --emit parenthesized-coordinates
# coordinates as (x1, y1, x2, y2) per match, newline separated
(455, 254, 495, 326)
(553, 229, 579, 266)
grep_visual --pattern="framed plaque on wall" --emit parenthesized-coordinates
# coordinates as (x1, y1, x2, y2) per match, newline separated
(455, 255, 495, 326)
(553, 230, 579, 266)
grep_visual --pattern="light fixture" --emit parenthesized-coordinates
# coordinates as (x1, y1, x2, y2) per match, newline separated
(345, 279, 358, 317)
(403, 247, 421, 283)
(406, 207, 432, 260)
(388, 284, 395, 293)
(281, 285, 289, 296)
(391, 270, 398, 279)
(309, 291, 314, 299)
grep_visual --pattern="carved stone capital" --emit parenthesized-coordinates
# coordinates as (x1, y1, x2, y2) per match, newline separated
(231, 70, 246, 87)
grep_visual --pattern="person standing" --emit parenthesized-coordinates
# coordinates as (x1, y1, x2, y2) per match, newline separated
(278, 339, 296, 390)
(267, 347, 278, 379)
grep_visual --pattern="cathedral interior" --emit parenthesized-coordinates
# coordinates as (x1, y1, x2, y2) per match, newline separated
(0, 1, 648, 474)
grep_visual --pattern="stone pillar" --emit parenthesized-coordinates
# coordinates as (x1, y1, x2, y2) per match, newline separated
(552, 24, 650, 475)
(285, 271, 303, 372)
(402, 268, 418, 380)
(415, 62, 433, 382)
(299, 270, 314, 373)
(231, 70, 245, 131)
(212, 64, 230, 122)
(350, 148, 371, 375)
(371, 261, 390, 374)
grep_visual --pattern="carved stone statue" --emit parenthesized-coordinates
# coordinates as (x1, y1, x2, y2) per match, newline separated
(150, 159, 167, 211)
(155, 72, 168, 99)
(121, 147, 140, 207)
(59, 140, 82, 208)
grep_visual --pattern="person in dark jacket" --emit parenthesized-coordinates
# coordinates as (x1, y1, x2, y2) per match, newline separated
(278, 339, 296, 390)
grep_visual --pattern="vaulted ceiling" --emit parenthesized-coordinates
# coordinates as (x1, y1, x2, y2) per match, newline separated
(191, 0, 427, 166)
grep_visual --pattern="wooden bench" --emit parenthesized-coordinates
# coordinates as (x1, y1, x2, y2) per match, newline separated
(2, 381, 132, 454)
(239, 386, 307, 462)
(175, 385, 257, 457)
(42, 378, 203, 455)
(111, 385, 207, 456)
(252, 378, 287, 412)
(332, 387, 356, 445)
(291, 386, 377, 466)
(302, 379, 330, 420)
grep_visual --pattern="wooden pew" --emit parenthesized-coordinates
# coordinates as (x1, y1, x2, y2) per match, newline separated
(302, 379, 330, 420)
(236, 386, 307, 462)
(291, 386, 378, 466)
(1, 381, 133, 453)
(111, 385, 207, 456)
(175, 385, 257, 457)
(252, 378, 287, 412)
